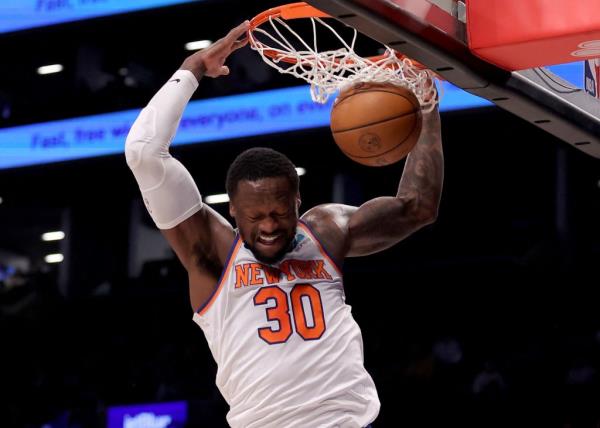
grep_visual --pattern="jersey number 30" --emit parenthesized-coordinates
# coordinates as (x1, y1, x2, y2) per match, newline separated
(253, 284, 326, 344)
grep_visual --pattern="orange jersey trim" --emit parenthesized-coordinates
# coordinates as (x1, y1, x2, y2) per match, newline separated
(196, 237, 243, 316)
(298, 221, 343, 277)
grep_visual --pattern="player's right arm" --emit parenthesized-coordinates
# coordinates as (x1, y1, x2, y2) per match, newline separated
(125, 22, 249, 309)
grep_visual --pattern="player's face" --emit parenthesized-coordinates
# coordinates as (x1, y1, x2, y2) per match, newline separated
(229, 177, 300, 264)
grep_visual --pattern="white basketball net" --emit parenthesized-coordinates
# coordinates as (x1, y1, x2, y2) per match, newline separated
(249, 15, 439, 111)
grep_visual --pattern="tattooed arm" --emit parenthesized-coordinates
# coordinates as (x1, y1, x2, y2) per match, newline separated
(301, 105, 444, 259)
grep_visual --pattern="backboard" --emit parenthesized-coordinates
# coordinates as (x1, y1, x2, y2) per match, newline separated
(305, 0, 600, 159)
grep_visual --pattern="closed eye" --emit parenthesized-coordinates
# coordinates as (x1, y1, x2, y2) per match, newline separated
(247, 210, 290, 221)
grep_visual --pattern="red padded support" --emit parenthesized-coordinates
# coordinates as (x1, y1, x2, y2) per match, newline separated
(467, 0, 600, 70)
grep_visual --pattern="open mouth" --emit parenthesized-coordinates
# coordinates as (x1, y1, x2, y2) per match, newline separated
(257, 234, 282, 246)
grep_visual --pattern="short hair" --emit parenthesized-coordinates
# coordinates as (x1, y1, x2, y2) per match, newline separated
(226, 147, 299, 198)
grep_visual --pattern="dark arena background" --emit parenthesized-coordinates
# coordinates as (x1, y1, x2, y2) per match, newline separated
(0, 1, 599, 427)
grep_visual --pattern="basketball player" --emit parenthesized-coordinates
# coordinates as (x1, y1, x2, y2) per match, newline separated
(125, 21, 443, 428)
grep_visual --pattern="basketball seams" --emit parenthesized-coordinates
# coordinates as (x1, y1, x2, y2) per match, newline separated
(341, 114, 420, 159)
(334, 88, 420, 109)
(331, 110, 418, 133)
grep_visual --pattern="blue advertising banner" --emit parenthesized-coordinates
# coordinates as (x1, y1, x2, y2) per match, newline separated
(106, 401, 188, 428)
(0, 0, 197, 33)
(0, 62, 583, 170)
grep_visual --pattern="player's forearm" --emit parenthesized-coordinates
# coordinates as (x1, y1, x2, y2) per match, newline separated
(144, 69, 199, 147)
(124, 70, 203, 229)
(396, 107, 444, 222)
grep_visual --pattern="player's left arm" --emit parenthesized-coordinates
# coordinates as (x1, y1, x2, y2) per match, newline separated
(302, 105, 443, 259)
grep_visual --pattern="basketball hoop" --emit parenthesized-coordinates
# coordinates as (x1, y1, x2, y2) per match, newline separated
(249, 2, 439, 111)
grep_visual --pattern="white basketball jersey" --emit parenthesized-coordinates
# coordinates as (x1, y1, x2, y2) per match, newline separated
(193, 220, 380, 428)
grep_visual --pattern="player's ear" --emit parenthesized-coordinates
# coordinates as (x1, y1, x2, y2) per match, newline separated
(229, 201, 236, 218)
(296, 193, 302, 211)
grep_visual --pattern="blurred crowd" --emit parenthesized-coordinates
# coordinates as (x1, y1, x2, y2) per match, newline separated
(1, 256, 599, 428)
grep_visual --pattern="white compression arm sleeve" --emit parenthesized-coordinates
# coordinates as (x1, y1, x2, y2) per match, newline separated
(125, 69, 203, 229)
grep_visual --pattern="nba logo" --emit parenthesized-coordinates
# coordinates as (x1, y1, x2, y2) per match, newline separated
(584, 58, 600, 98)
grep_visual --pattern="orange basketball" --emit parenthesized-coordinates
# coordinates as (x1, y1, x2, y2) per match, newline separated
(330, 82, 423, 166)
